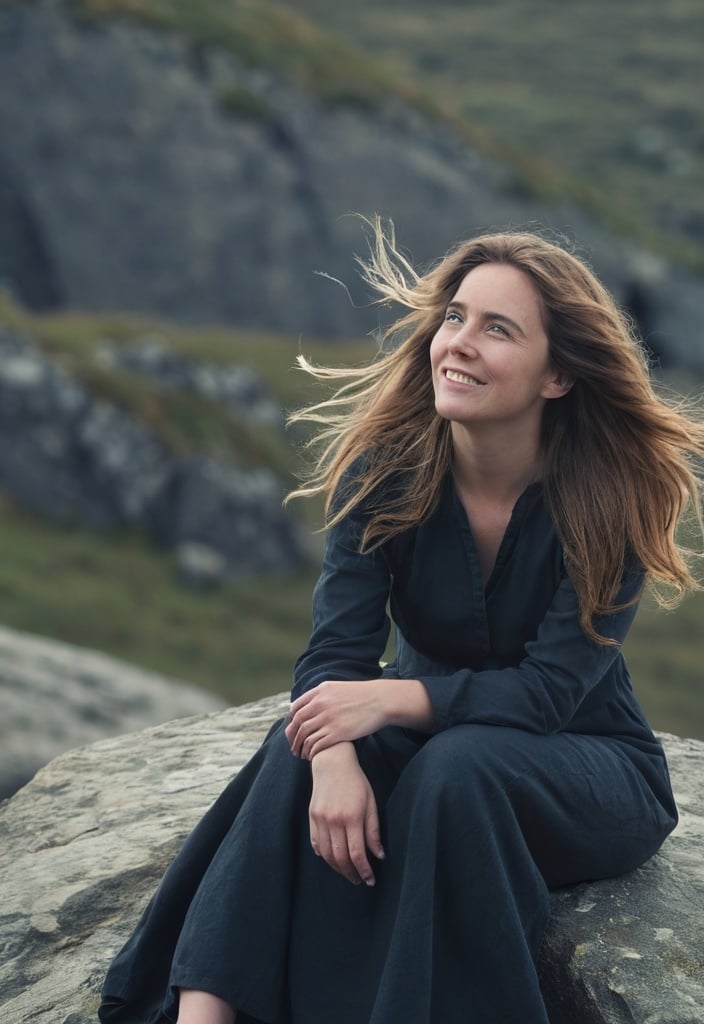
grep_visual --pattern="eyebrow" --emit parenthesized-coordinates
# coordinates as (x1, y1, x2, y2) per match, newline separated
(446, 302, 526, 338)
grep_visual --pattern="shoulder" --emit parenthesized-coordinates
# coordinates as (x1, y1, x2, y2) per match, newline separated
(329, 454, 414, 520)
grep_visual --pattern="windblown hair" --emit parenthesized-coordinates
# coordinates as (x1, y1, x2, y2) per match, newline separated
(288, 218, 704, 643)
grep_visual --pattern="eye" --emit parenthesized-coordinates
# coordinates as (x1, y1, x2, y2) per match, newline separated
(487, 322, 511, 338)
(444, 310, 462, 323)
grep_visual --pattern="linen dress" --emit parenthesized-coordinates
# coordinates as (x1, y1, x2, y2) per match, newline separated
(99, 476, 677, 1024)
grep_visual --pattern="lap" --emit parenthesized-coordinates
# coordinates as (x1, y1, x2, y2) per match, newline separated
(254, 719, 673, 888)
(364, 724, 675, 888)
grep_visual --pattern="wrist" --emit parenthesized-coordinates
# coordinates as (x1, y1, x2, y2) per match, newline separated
(379, 678, 434, 731)
(311, 740, 358, 774)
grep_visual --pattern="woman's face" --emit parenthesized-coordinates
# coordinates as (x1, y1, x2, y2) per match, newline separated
(430, 262, 567, 435)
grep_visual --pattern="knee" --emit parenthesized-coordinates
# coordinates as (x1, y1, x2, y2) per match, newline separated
(394, 725, 510, 815)
(418, 725, 510, 782)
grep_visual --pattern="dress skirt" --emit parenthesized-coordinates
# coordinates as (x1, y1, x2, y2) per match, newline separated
(99, 719, 677, 1024)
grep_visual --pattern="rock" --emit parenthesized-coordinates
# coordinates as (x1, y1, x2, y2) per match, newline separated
(0, 696, 700, 1024)
(0, 327, 169, 530)
(0, 1, 702, 368)
(146, 455, 304, 579)
(0, 328, 308, 577)
(96, 335, 283, 429)
(175, 539, 230, 588)
(0, 694, 291, 1024)
(0, 623, 227, 800)
(539, 734, 704, 1022)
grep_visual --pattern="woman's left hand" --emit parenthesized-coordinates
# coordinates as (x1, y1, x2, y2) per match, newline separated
(285, 680, 388, 760)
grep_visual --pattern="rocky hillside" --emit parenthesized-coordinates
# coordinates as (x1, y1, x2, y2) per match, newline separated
(0, 325, 306, 582)
(0, 0, 703, 369)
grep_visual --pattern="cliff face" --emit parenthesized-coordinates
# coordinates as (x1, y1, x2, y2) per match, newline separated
(0, 695, 702, 1024)
(0, 1, 702, 367)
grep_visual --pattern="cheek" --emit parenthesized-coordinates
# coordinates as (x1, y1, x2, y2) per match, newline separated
(429, 334, 443, 373)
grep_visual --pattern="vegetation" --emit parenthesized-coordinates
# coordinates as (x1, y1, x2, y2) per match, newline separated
(292, 0, 704, 273)
(1, 295, 703, 738)
(2, 0, 702, 268)
(67, 0, 414, 109)
(0, 493, 320, 705)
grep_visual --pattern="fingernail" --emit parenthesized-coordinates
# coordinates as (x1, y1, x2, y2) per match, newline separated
(377, 847, 385, 860)
(365, 877, 376, 887)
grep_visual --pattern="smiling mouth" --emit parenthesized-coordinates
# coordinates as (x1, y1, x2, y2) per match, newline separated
(444, 369, 486, 386)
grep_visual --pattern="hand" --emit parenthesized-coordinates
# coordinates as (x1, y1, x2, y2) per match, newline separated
(309, 742, 385, 886)
(286, 679, 388, 760)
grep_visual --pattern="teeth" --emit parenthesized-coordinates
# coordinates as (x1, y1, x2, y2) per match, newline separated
(445, 369, 485, 386)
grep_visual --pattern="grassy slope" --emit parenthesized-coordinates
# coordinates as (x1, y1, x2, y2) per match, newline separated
(7, 0, 702, 267)
(1, 295, 703, 738)
(292, 0, 704, 272)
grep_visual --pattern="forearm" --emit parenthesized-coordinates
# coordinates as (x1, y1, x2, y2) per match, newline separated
(311, 740, 358, 774)
(375, 677, 435, 732)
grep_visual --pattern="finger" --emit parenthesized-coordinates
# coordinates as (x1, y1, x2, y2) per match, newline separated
(364, 794, 385, 862)
(328, 828, 363, 886)
(288, 691, 315, 720)
(285, 707, 313, 749)
(304, 728, 338, 762)
(346, 819, 376, 887)
(286, 712, 322, 757)
(309, 819, 322, 858)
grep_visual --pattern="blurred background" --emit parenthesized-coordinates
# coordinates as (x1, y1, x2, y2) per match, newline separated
(0, 0, 702, 797)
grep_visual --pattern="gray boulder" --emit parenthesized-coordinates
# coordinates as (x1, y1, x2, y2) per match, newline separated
(147, 456, 303, 579)
(0, 622, 227, 799)
(539, 735, 704, 1022)
(0, 695, 700, 1023)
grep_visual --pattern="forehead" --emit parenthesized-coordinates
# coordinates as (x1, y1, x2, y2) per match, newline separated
(450, 263, 546, 326)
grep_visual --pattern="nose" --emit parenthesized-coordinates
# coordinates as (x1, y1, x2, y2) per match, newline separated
(448, 326, 479, 358)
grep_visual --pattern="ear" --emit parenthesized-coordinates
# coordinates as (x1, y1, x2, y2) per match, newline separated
(541, 369, 573, 400)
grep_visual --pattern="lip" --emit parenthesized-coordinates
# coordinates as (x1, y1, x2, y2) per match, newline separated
(442, 367, 487, 387)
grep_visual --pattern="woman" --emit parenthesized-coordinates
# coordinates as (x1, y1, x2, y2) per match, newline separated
(100, 224, 703, 1024)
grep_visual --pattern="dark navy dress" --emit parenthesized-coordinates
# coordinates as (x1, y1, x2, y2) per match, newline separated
(100, 477, 677, 1024)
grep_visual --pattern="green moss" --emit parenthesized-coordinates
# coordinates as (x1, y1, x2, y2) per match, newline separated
(67, 0, 404, 111)
(217, 86, 276, 122)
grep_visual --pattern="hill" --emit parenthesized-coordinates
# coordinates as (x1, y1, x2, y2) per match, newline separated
(0, 0, 703, 371)
(293, 0, 704, 273)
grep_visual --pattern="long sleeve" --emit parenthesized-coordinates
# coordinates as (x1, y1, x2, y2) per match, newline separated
(418, 567, 644, 734)
(292, 511, 392, 700)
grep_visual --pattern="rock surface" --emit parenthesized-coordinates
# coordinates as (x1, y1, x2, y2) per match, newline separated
(0, 1, 702, 368)
(539, 734, 704, 1023)
(0, 622, 227, 800)
(0, 695, 701, 1024)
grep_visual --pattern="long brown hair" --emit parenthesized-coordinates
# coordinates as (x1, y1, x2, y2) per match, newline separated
(288, 219, 704, 643)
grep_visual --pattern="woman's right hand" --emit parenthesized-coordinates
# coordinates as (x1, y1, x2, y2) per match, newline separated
(309, 741, 385, 887)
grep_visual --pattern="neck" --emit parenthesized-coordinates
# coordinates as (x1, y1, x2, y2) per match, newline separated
(450, 422, 544, 503)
